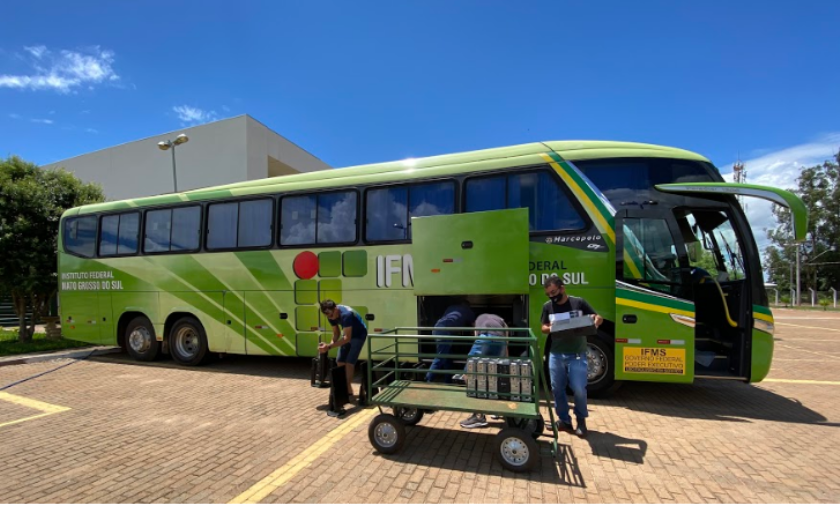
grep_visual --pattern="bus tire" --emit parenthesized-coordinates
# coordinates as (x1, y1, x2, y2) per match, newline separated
(125, 316, 160, 362)
(369, 414, 406, 454)
(495, 427, 539, 472)
(169, 316, 210, 366)
(586, 334, 622, 398)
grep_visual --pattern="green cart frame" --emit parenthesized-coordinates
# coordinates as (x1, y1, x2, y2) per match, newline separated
(365, 327, 559, 472)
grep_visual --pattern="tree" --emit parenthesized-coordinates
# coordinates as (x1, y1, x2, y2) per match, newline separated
(765, 150, 840, 296)
(0, 156, 104, 342)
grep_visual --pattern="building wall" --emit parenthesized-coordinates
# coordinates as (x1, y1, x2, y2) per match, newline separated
(42, 115, 329, 201)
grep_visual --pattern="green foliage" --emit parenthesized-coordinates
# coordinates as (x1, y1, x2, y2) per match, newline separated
(0, 329, 89, 357)
(819, 297, 831, 310)
(766, 150, 840, 294)
(0, 156, 104, 342)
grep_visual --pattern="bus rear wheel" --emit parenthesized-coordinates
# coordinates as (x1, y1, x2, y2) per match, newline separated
(126, 316, 160, 362)
(169, 316, 210, 366)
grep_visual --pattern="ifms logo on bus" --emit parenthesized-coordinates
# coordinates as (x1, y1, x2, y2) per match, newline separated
(289, 250, 413, 289)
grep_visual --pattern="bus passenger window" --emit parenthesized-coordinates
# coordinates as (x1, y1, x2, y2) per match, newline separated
(465, 171, 585, 232)
(317, 192, 357, 244)
(281, 195, 316, 246)
(465, 176, 505, 213)
(102, 212, 139, 256)
(238, 199, 273, 248)
(366, 187, 408, 241)
(117, 213, 139, 255)
(366, 182, 455, 242)
(170, 207, 201, 252)
(281, 192, 357, 246)
(145, 209, 172, 253)
(99, 215, 119, 256)
(207, 202, 238, 250)
(409, 182, 455, 229)
(64, 216, 97, 258)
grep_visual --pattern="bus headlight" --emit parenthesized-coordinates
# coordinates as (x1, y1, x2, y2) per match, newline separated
(754, 318, 775, 336)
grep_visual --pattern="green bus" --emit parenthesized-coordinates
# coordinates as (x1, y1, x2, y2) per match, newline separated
(58, 140, 806, 395)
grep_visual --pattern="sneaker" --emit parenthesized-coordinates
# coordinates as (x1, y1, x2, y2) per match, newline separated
(460, 414, 488, 429)
(452, 374, 464, 382)
(556, 420, 574, 433)
(490, 415, 503, 420)
(575, 418, 588, 438)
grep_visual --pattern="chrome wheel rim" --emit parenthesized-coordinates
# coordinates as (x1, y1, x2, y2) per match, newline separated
(374, 422, 398, 448)
(175, 327, 200, 359)
(128, 327, 152, 353)
(587, 343, 607, 383)
(500, 436, 530, 466)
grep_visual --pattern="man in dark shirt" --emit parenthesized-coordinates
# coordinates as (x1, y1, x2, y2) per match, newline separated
(541, 276, 602, 438)
(319, 299, 368, 399)
(425, 297, 476, 383)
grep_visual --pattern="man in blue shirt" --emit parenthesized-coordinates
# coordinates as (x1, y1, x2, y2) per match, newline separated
(318, 299, 368, 400)
(425, 298, 476, 383)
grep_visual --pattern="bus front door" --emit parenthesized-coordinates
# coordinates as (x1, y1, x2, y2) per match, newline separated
(614, 209, 695, 384)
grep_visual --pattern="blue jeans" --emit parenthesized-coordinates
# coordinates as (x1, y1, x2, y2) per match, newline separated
(426, 329, 454, 383)
(549, 352, 588, 423)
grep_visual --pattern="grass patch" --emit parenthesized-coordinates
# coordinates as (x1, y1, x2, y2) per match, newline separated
(0, 329, 91, 357)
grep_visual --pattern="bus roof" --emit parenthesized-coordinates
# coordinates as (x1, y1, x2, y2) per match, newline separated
(66, 140, 712, 216)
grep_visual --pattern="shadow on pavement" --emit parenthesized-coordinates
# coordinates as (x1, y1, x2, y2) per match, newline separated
(595, 380, 840, 427)
(376, 423, 587, 488)
(584, 430, 648, 464)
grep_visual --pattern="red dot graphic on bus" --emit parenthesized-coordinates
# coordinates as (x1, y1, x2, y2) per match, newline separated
(293, 251, 319, 279)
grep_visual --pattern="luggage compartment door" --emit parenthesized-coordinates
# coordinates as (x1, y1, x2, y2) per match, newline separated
(410, 208, 530, 295)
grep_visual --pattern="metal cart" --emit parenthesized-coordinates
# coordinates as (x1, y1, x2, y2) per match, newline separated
(365, 327, 558, 472)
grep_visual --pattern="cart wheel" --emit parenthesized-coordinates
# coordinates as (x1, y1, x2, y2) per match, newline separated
(368, 414, 406, 455)
(495, 427, 539, 472)
(504, 415, 545, 439)
(393, 407, 425, 426)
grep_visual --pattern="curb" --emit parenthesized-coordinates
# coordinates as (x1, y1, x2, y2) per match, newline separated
(0, 346, 123, 368)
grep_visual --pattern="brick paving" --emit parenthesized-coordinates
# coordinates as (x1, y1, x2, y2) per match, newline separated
(0, 308, 838, 503)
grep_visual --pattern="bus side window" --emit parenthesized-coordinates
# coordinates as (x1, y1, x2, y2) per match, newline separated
(64, 216, 98, 258)
(465, 170, 585, 232)
(366, 181, 455, 243)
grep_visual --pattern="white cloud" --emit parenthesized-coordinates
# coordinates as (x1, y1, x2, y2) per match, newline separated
(0, 46, 119, 93)
(8, 113, 20, 119)
(30, 118, 53, 124)
(24, 45, 47, 59)
(85, 128, 98, 134)
(172, 105, 217, 126)
(718, 132, 840, 253)
(222, 105, 230, 112)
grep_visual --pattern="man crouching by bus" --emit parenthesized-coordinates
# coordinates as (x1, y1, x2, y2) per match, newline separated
(318, 300, 368, 401)
(541, 276, 602, 438)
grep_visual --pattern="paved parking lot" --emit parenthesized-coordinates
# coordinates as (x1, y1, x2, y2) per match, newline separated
(1, 309, 838, 503)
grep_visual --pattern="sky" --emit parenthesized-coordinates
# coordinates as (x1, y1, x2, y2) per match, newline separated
(1, 1, 838, 252)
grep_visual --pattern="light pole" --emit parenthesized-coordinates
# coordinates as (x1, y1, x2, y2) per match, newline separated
(157, 134, 189, 193)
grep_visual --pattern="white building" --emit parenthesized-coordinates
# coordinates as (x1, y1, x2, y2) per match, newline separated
(42, 115, 331, 201)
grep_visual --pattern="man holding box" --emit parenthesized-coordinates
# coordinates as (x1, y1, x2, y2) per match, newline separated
(541, 276, 602, 438)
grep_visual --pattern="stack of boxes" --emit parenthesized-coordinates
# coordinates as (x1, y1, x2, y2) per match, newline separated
(466, 357, 533, 402)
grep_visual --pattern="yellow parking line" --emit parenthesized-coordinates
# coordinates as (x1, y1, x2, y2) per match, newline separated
(0, 392, 71, 429)
(776, 322, 840, 333)
(230, 408, 377, 504)
(764, 378, 840, 386)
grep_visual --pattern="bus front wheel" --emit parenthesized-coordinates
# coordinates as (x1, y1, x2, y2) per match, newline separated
(586, 334, 622, 398)
(169, 316, 210, 366)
